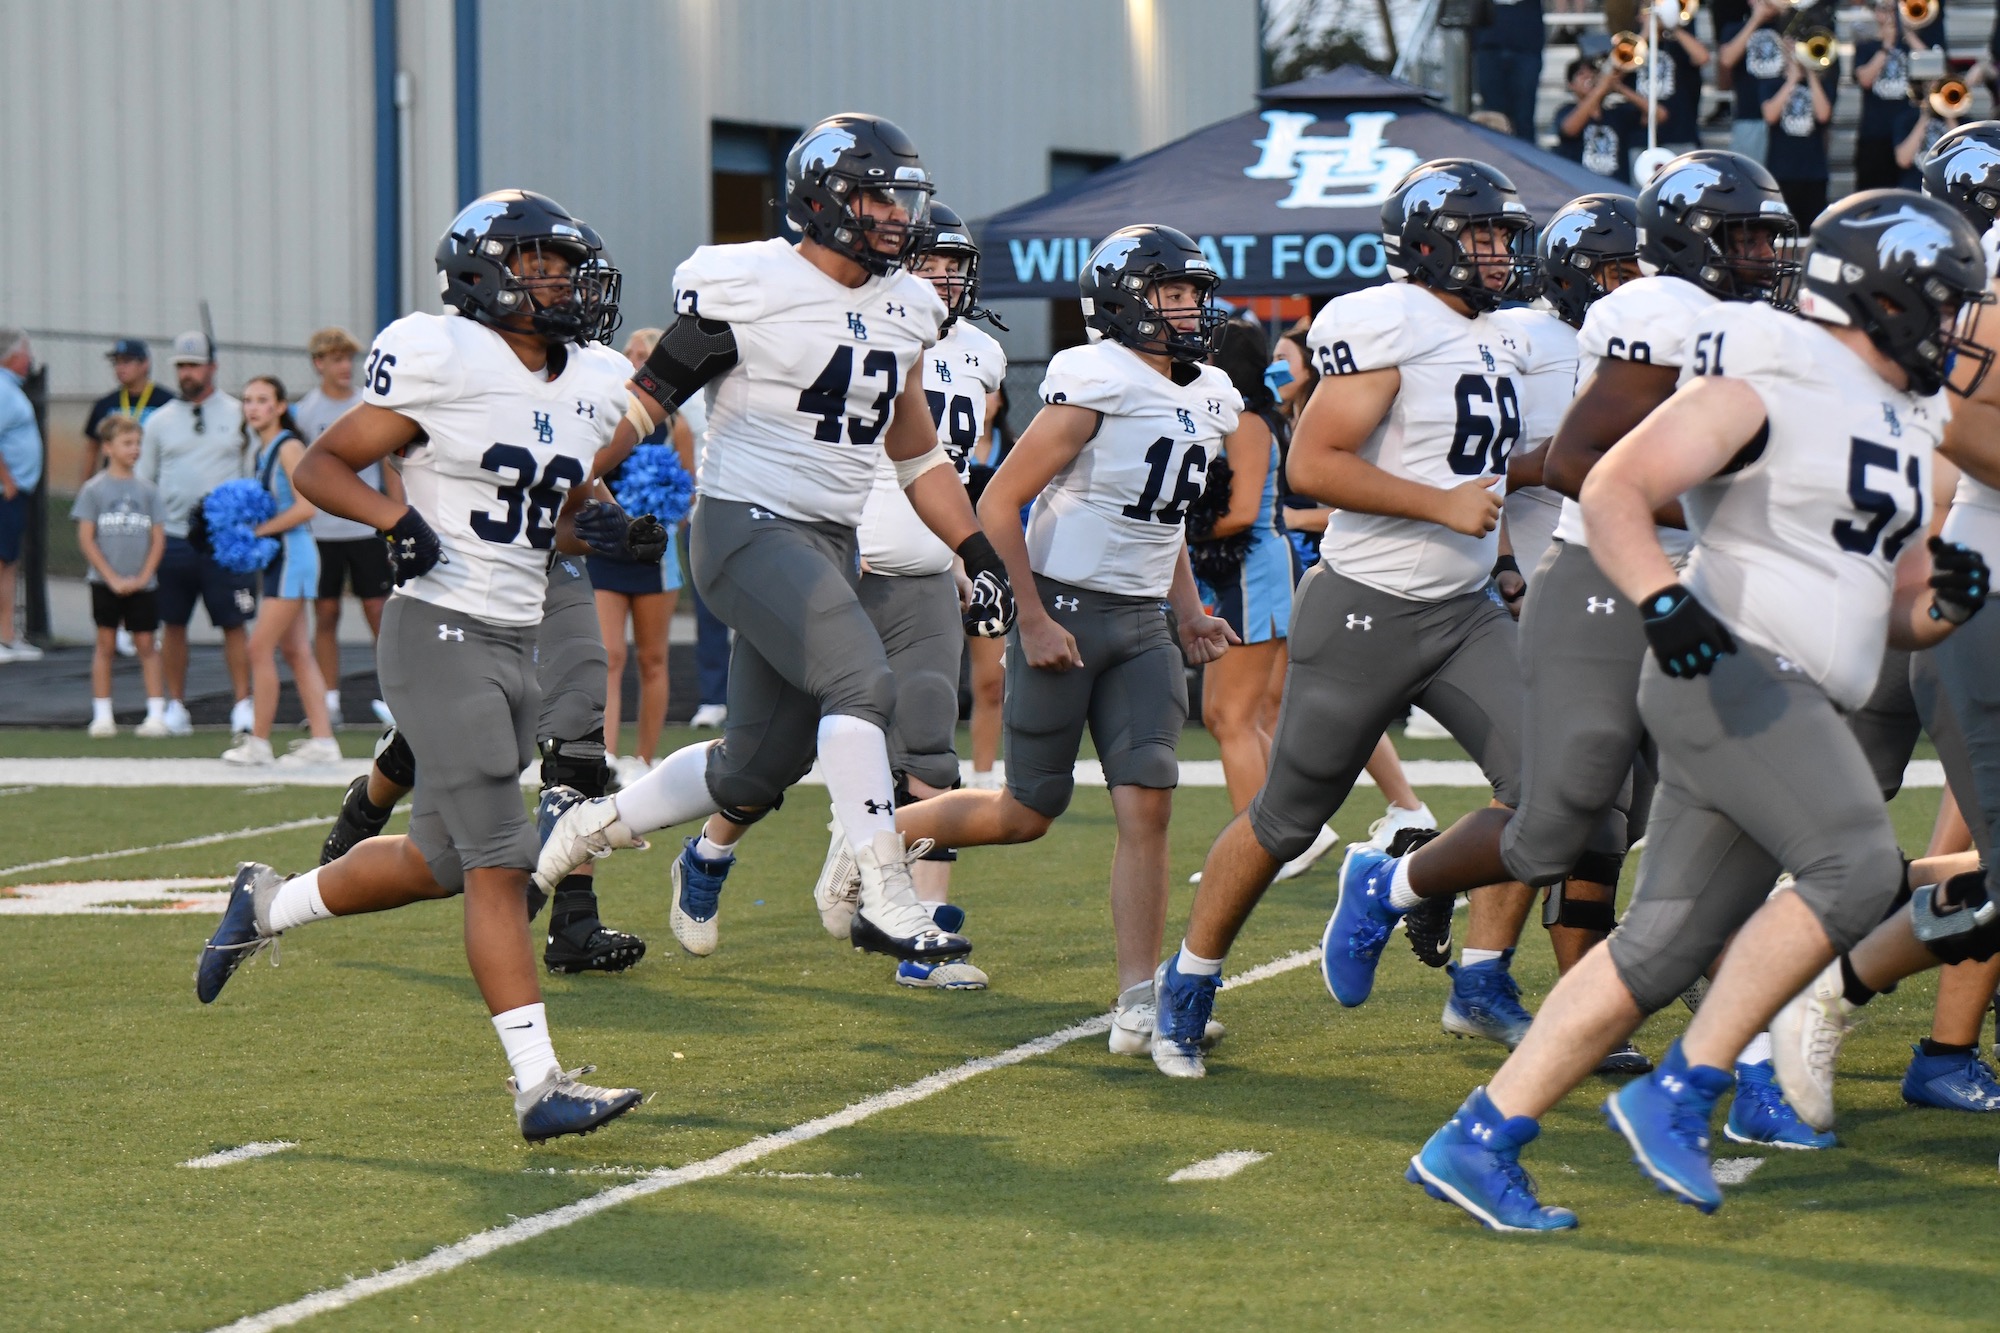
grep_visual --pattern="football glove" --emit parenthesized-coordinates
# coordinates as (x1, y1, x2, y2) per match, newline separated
(622, 513, 670, 564)
(956, 532, 1016, 639)
(1638, 583, 1735, 679)
(1927, 536, 1988, 626)
(382, 508, 446, 586)
(575, 499, 668, 563)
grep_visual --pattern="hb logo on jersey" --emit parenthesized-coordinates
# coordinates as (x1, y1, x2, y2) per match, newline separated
(935, 358, 952, 384)
(1345, 614, 1372, 631)
(1883, 402, 1903, 438)
(1478, 344, 1496, 373)
(847, 313, 869, 342)
(532, 412, 554, 444)
(1176, 409, 1196, 435)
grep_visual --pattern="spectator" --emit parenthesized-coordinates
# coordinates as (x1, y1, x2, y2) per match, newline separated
(1708, 0, 1753, 124)
(293, 326, 398, 726)
(82, 338, 176, 486)
(138, 331, 253, 735)
(1764, 40, 1837, 225)
(1555, 57, 1656, 181)
(1855, 2, 1931, 191)
(222, 376, 337, 766)
(1894, 81, 1967, 188)
(72, 416, 168, 736)
(1473, 0, 1547, 143)
(1719, 0, 1792, 165)
(1631, 1, 1710, 156)
(0, 328, 44, 662)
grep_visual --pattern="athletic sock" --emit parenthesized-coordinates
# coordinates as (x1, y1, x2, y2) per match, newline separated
(91, 697, 113, 725)
(1176, 942, 1224, 977)
(267, 867, 334, 932)
(144, 696, 165, 721)
(1839, 954, 1879, 1007)
(1386, 855, 1421, 910)
(611, 739, 720, 832)
(492, 1002, 560, 1090)
(817, 713, 899, 851)
(325, 689, 341, 718)
(692, 834, 734, 863)
(1920, 1037, 1976, 1058)
(1460, 948, 1505, 969)
(1739, 1031, 1773, 1066)
(551, 875, 598, 932)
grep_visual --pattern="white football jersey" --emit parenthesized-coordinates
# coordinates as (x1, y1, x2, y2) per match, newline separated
(361, 313, 627, 626)
(1488, 306, 1577, 573)
(1670, 301, 1947, 710)
(677, 237, 947, 528)
(1307, 282, 1526, 600)
(1026, 341, 1242, 599)
(1552, 275, 1717, 556)
(858, 320, 1007, 577)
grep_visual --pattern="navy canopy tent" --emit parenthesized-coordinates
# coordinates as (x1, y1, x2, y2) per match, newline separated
(978, 67, 1631, 300)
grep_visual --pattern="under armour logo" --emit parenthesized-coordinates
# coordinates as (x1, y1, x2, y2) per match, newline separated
(748, 506, 774, 520)
(1586, 596, 1616, 615)
(1775, 655, 1799, 672)
(935, 358, 952, 383)
(1053, 595, 1080, 611)
(1176, 408, 1196, 435)
(863, 798, 891, 814)
(964, 353, 979, 367)
(884, 301, 906, 317)
(576, 400, 595, 420)
(1882, 402, 1903, 438)
(1346, 614, 1372, 630)
(532, 411, 554, 444)
(847, 312, 869, 341)
(438, 624, 464, 641)
(1207, 398, 1224, 414)
(1478, 344, 1496, 372)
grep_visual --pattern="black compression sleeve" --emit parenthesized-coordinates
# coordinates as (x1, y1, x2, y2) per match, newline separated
(632, 312, 739, 408)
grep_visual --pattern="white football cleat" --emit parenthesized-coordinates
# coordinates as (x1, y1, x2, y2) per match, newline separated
(163, 699, 194, 736)
(1109, 978, 1226, 1056)
(1366, 801, 1437, 850)
(229, 696, 255, 736)
(87, 717, 116, 739)
(1403, 706, 1450, 740)
(814, 810, 861, 938)
(533, 795, 648, 894)
(278, 737, 342, 766)
(221, 734, 274, 766)
(1769, 958, 1858, 1133)
(1275, 824, 1341, 882)
(896, 957, 989, 990)
(850, 830, 965, 960)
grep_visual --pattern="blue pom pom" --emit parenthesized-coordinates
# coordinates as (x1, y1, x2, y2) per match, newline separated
(203, 479, 280, 573)
(612, 445, 695, 527)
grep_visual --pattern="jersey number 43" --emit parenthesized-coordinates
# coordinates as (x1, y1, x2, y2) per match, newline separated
(798, 347, 899, 445)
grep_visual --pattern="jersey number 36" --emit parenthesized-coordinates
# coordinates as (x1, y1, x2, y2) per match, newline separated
(470, 444, 585, 550)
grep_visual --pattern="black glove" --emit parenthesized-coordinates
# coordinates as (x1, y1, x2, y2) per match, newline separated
(1927, 535, 1989, 626)
(957, 532, 1016, 639)
(382, 507, 445, 586)
(622, 513, 669, 563)
(1639, 583, 1736, 679)
(573, 499, 633, 559)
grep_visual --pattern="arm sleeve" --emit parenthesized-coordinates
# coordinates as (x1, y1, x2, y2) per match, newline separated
(360, 315, 459, 415)
(634, 312, 740, 409)
(1306, 286, 1417, 376)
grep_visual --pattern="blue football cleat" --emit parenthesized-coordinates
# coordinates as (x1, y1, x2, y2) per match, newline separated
(1726, 1060, 1837, 1148)
(1902, 1044, 2000, 1112)
(195, 862, 284, 1004)
(1604, 1039, 1734, 1213)
(1321, 845, 1406, 1007)
(1406, 1087, 1578, 1232)
(1441, 949, 1535, 1049)
(1152, 954, 1223, 1079)
(669, 837, 734, 956)
(510, 1065, 643, 1144)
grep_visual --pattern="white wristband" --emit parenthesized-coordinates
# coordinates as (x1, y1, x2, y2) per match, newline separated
(893, 442, 951, 488)
(623, 394, 656, 440)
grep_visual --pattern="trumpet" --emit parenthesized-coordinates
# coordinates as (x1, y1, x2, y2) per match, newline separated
(1677, 0, 1700, 23)
(1610, 30, 1645, 72)
(1902, 0, 1941, 29)
(1794, 27, 1836, 70)
(1930, 78, 1971, 117)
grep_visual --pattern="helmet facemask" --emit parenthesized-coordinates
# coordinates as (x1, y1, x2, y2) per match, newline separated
(477, 237, 621, 348)
(1696, 214, 1801, 308)
(1881, 281, 1996, 398)
(1422, 214, 1538, 312)
(814, 177, 934, 277)
(1108, 274, 1227, 362)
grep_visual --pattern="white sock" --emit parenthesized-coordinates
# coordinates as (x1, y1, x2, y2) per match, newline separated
(612, 740, 720, 832)
(145, 696, 165, 720)
(1740, 1031, 1773, 1067)
(325, 689, 341, 716)
(1386, 855, 1421, 910)
(817, 714, 899, 851)
(1461, 947, 1506, 968)
(493, 1002, 560, 1089)
(1176, 942, 1224, 976)
(267, 867, 334, 932)
(91, 697, 113, 724)
(692, 834, 734, 862)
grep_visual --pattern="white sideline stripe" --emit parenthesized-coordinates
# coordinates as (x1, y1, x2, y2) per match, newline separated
(0, 816, 335, 879)
(0, 877, 231, 915)
(1713, 1156, 1765, 1186)
(182, 1141, 298, 1169)
(210, 945, 1325, 1333)
(1167, 1150, 1269, 1182)
(0, 784, 36, 796)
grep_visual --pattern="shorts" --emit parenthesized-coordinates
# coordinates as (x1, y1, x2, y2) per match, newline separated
(585, 528, 683, 596)
(377, 594, 540, 892)
(314, 537, 394, 601)
(90, 583, 160, 633)
(0, 492, 25, 564)
(1196, 528, 1292, 645)
(157, 536, 257, 630)
(262, 542, 320, 601)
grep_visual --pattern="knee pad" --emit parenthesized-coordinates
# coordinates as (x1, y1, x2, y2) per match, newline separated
(1914, 870, 2000, 965)
(831, 665, 898, 733)
(716, 795, 780, 828)
(374, 725, 417, 789)
(539, 728, 610, 800)
(1542, 883, 1618, 933)
(1571, 848, 1627, 887)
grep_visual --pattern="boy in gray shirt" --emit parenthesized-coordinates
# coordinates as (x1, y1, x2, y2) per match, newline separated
(72, 416, 168, 736)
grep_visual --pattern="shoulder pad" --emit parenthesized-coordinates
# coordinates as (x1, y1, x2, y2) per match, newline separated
(1308, 283, 1445, 376)
(671, 240, 785, 323)
(1579, 278, 1714, 369)
(953, 323, 1008, 390)
(1040, 342, 1140, 412)
(1675, 301, 1794, 388)
(1192, 365, 1244, 436)
(363, 313, 462, 414)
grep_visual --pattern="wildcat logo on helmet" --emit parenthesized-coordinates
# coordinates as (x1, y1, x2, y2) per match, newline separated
(1244, 110, 1421, 209)
(794, 126, 858, 177)
(1654, 162, 1726, 211)
(1859, 206, 1958, 269)
(1402, 170, 1464, 216)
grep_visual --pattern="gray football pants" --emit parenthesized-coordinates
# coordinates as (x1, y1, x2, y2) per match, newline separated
(1608, 645, 1906, 1013)
(858, 569, 963, 792)
(1912, 617, 2000, 898)
(689, 497, 895, 812)
(536, 553, 608, 744)
(1248, 566, 1522, 863)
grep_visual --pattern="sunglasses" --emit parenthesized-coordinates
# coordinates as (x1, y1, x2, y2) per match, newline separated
(192, 403, 203, 435)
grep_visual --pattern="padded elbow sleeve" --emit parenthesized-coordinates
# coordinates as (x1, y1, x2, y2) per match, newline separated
(632, 312, 739, 409)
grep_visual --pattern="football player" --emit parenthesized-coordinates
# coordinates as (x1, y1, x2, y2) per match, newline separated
(1406, 189, 1992, 1230)
(1154, 159, 1536, 1078)
(533, 115, 1013, 965)
(195, 190, 648, 1141)
(815, 224, 1240, 1055)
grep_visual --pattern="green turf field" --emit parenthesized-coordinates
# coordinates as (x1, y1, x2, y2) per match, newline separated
(0, 727, 1990, 1331)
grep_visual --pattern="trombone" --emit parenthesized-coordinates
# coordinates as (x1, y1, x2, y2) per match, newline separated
(1902, 0, 1941, 29)
(1794, 26, 1837, 71)
(1930, 78, 1971, 118)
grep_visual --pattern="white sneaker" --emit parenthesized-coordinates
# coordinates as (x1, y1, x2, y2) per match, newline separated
(88, 717, 117, 738)
(1109, 979, 1158, 1055)
(1275, 824, 1341, 882)
(370, 698, 395, 726)
(163, 699, 193, 736)
(1403, 706, 1450, 740)
(689, 703, 727, 729)
(5, 639, 42, 662)
(278, 736, 342, 766)
(814, 809, 862, 938)
(221, 734, 275, 766)
(229, 697, 255, 735)
(610, 754, 652, 790)
(1770, 959, 1857, 1133)
(115, 628, 136, 658)
(1366, 802, 1437, 850)
(533, 796, 648, 893)
(135, 715, 171, 738)
(966, 768, 1003, 791)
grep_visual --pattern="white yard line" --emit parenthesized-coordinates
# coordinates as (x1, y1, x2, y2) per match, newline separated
(1167, 1150, 1270, 1182)
(0, 877, 232, 915)
(182, 1141, 298, 1169)
(1713, 1157, 1765, 1186)
(0, 816, 337, 880)
(209, 946, 1324, 1333)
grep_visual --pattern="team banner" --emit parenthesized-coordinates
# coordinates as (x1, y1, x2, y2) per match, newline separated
(978, 67, 1628, 300)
